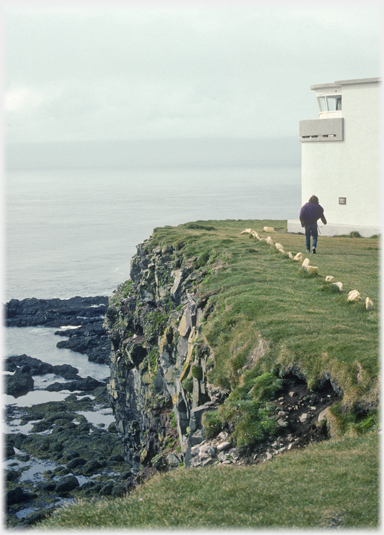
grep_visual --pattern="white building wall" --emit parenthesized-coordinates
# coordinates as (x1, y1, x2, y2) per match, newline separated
(289, 79, 381, 237)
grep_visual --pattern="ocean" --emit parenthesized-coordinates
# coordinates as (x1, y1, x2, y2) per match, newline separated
(3, 164, 301, 509)
(3, 165, 300, 406)
(5, 165, 301, 302)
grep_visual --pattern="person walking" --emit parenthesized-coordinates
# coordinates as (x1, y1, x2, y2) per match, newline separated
(299, 195, 327, 253)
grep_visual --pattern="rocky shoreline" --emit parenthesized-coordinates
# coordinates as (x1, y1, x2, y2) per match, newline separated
(2, 283, 343, 527)
(5, 296, 110, 364)
(3, 296, 128, 528)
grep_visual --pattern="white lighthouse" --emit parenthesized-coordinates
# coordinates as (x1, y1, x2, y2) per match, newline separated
(288, 77, 381, 237)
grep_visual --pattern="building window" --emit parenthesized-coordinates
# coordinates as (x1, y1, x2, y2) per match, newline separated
(317, 95, 342, 112)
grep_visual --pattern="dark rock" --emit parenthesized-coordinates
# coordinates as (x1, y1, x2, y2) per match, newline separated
(4, 296, 110, 364)
(55, 323, 111, 364)
(111, 484, 126, 497)
(52, 364, 79, 379)
(22, 509, 52, 525)
(7, 486, 28, 505)
(110, 454, 124, 462)
(40, 482, 57, 492)
(99, 484, 113, 496)
(81, 459, 102, 475)
(80, 481, 96, 491)
(6, 432, 27, 451)
(4, 296, 108, 327)
(4, 355, 53, 375)
(6, 371, 34, 397)
(6, 470, 20, 482)
(85, 484, 101, 494)
(67, 457, 86, 470)
(54, 475, 80, 493)
(31, 421, 52, 433)
(46, 376, 103, 392)
(6, 443, 15, 459)
(51, 442, 64, 453)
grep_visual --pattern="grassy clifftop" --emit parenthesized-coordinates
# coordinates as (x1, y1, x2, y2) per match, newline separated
(151, 219, 379, 421)
(37, 219, 380, 529)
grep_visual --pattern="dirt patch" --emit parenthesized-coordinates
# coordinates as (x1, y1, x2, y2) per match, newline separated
(187, 372, 342, 468)
(244, 373, 342, 463)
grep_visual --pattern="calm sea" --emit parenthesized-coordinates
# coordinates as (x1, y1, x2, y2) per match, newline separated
(5, 165, 301, 301)
(3, 165, 300, 393)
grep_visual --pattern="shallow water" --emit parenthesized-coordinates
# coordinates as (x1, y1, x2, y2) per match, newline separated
(4, 326, 110, 381)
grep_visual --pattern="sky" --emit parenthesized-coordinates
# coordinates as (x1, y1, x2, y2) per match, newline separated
(3, 0, 383, 167)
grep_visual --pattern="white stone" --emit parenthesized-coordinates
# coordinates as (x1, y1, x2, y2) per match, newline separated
(217, 431, 229, 441)
(302, 258, 310, 267)
(325, 276, 335, 282)
(217, 441, 231, 452)
(299, 413, 309, 423)
(241, 228, 252, 234)
(332, 282, 343, 291)
(293, 252, 303, 262)
(263, 226, 275, 233)
(318, 409, 328, 422)
(275, 243, 284, 251)
(347, 290, 361, 302)
(191, 445, 200, 457)
(287, 252, 294, 258)
(366, 297, 374, 310)
(266, 236, 274, 245)
(201, 457, 214, 467)
(304, 266, 318, 275)
(251, 231, 260, 239)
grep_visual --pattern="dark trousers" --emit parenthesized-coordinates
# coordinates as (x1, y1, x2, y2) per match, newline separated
(305, 223, 318, 251)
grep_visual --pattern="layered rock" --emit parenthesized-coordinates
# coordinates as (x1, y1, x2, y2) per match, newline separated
(104, 237, 343, 476)
(104, 241, 222, 472)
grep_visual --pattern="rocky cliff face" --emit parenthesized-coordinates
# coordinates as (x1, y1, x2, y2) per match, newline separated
(104, 240, 224, 473)
(104, 237, 341, 478)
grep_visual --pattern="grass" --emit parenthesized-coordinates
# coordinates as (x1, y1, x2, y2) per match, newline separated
(36, 432, 379, 529)
(151, 219, 379, 413)
(36, 218, 380, 529)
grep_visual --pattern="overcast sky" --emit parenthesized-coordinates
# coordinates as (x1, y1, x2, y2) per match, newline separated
(4, 1, 382, 150)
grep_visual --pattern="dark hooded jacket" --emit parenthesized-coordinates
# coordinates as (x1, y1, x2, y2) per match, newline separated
(300, 202, 327, 227)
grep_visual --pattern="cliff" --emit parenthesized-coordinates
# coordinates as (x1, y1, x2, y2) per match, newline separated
(104, 238, 223, 473)
(104, 220, 378, 480)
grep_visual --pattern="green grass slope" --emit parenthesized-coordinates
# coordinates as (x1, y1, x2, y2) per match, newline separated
(153, 219, 379, 424)
(37, 433, 379, 529)
(36, 219, 380, 529)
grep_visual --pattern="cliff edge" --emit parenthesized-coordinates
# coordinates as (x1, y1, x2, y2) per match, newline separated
(104, 220, 378, 483)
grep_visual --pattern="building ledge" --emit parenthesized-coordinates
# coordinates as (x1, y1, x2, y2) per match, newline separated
(287, 220, 380, 238)
(310, 77, 381, 90)
(299, 118, 343, 142)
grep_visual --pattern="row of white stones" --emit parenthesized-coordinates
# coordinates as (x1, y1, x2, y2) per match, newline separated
(241, 227, 374, 310)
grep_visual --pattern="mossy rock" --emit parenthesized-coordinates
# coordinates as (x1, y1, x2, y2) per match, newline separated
(182, 376, 194, 393)
(191, 365, 203, 380)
